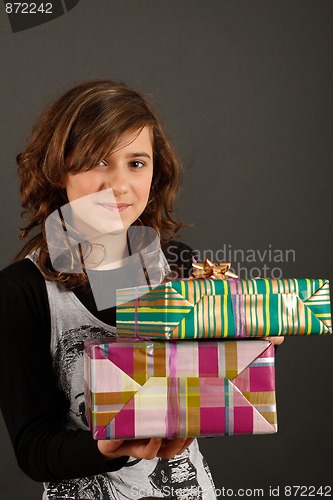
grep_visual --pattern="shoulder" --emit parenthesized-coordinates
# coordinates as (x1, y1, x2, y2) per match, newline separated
(163, 240, 196, 279)
(0, 258, 50, 324)
(0, 258, 45, 290)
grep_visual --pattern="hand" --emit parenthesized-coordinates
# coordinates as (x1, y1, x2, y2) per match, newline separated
(158, 437, 194, 458)
(253, 336, 285, 345)
(97, 437, 194, 461)
(269, 336, 285, 345)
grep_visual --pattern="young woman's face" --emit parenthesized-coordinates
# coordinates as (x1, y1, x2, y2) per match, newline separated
(64, 126, 154, 236)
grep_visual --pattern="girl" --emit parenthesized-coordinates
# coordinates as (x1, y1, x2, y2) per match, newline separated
(0, 80, 216, 499)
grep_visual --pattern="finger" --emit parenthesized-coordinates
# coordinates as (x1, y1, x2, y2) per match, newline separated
(270, 336, 285, 345)
(253, 336, 285, 345)
(137, 438, 162, 460)
(122, 437, 162, 460)
(97, 439, 125, 458)
(177, 438, 194, 456)
(157, 438, 187, 459)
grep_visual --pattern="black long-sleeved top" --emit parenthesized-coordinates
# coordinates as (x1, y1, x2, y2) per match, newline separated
(0, 240, 194, 482)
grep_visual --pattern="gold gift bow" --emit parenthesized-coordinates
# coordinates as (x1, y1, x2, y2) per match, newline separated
(190, 259, 238, 280)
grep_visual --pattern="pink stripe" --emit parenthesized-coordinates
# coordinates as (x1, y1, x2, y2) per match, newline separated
(114, 398, 135, 438)
(198, 344, 218, 376)
(250, 365, 275, 392)
(94, 426, 106, 439)
(234, 406, 253, 433)
(228, 278, 242, 294)
(109, 345, 134, 375)
(261, 343, 274, 358)
(200, 407, 225, 434)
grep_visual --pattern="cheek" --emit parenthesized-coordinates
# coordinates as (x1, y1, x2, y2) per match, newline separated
(66, 175, 97, 201)
(136, 174, 153, 202)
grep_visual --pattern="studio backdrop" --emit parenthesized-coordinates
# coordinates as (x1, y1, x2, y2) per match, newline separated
(0, 1, 332, 499)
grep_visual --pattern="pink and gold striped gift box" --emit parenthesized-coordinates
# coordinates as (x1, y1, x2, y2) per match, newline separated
(84, 338, 277, 439)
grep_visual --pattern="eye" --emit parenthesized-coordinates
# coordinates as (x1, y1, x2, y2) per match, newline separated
(129, 160, 145, 169)
(96, 159, 108, 168)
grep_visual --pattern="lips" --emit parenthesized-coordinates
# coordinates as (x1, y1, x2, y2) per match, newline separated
(98, 203, 130, 212)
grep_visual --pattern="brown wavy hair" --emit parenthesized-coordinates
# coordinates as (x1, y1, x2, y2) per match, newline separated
(15, 80, 184, 288)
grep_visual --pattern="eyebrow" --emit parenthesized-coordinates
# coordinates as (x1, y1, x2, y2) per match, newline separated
(125, 152, 152, 160)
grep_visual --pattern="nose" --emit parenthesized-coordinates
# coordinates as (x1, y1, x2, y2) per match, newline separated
(103, 166, 128, 196)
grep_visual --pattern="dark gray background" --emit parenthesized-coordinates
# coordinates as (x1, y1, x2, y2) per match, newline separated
(0, 1, 332, 499)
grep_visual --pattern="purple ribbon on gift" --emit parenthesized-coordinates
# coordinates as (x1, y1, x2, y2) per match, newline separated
(229, 279, 247, 337)
(166, 342, 179, 438)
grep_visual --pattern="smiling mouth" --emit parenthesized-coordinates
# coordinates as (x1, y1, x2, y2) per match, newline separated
(98, 203, 131, 212)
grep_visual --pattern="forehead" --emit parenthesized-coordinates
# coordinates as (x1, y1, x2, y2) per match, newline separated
(113, 125, 153, 153)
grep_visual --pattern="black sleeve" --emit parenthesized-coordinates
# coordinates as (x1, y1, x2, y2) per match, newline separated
(0, 259, 128, 482)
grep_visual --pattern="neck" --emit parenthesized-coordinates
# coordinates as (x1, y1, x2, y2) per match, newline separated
(81, 231, 129, 270)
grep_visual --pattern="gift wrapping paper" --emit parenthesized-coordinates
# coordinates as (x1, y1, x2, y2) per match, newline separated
(84, 338, 277, 439)
(116, 278, 332, 339)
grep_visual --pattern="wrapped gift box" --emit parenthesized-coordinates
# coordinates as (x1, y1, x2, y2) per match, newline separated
(84, 338, 277, 439)
(116, 278, 332, 339)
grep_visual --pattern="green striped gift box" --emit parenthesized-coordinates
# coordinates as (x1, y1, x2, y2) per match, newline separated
(116, 278, 332, 339)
